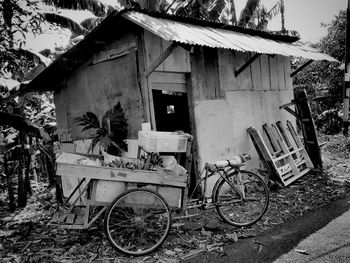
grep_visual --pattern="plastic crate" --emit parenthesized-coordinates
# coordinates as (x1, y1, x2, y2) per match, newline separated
(138, 131, 190, 152)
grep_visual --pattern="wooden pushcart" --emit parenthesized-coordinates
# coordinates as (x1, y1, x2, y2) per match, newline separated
(50, 136, 269, 256)
(50, 152, 189, 256)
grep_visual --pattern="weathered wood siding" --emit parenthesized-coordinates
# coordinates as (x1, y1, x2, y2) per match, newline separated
(190, 47, 294, 194)
(142, 31, 191, 129)
(54, 81, 71, 141)
(54, 32, 144, 141)
(217, 49, 293, 92)
(143, 30, 191, 73)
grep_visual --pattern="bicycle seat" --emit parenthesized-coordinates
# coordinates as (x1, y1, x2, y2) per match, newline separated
(206, 153, 251, 171)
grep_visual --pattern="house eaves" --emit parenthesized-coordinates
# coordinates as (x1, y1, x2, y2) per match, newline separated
(123, 11, 337, 62)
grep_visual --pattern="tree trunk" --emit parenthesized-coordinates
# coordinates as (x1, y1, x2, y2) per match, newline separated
(3, 0, 14, 48)
(238, 0, 260, 27)
(25, 149, 32, 196)
(138, 0, 158, 11)
(17, 152, 27, 208)
(280, 0, 285, 31)
(190, 0, 202, 19)
(46, 143, 55, 187)
(230, 0, 237, 24)
(4, 154, 15, 211)
(17, 135, 27, 208)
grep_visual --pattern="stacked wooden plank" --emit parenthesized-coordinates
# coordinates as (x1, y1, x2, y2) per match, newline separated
(248, 121, 314, 186)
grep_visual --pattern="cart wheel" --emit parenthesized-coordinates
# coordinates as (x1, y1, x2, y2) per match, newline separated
(104, 188, 172, 256)
(213, 170, 269, 227)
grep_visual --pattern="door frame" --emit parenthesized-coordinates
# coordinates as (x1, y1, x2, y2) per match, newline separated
(146, 71, 200, 193)
(148, 71, 188, 131)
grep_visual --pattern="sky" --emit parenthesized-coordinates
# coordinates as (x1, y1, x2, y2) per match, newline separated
(235, 0, 348, 42)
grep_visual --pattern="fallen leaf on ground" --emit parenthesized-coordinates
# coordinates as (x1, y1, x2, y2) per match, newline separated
(295, 249, 309, 255)
(225, 232, 238, 242)
(181, 249, 206, 260)
(164, 250, 176, 256)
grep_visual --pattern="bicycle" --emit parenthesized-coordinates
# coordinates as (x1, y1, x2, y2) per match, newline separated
(103, 153, 270, 255)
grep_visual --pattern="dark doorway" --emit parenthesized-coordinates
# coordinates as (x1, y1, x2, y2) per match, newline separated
(152, 89, 196, 196)
(152, 90, 191, 133)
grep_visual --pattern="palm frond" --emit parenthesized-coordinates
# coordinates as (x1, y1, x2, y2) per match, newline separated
(0, 112, 51, 141)
(206, 0, 226, 22)
(41, 12, 88, 36)
(80, 16, 105, 31)
(44, 0, 109, 17)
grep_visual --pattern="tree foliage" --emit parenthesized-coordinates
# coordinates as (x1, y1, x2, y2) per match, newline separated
(293, 10, 345, 110)
(0, 0, 45, 74)
(293, 10, 346, 134)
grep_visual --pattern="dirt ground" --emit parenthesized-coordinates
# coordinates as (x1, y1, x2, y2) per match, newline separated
(0, 133, 349, 263)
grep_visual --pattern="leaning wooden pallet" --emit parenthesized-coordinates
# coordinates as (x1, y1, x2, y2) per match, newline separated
(248, 121, 313, 186)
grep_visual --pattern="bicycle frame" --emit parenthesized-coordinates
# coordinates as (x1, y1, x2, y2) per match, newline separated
(174, 164, 244, 220)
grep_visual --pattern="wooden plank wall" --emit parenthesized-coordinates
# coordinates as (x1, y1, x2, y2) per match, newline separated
(217, 49, 292, 91)
(54, 81, 71, 141)
(143, 30, 190, 73)
(55, 50, 144, 141)
(190, 46, 224, 101)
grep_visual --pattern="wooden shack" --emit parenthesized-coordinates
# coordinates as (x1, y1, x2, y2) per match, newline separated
(20, 9, 336, 190)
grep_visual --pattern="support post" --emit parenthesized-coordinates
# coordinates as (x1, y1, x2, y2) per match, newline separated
(294, 89, 322, 168)
(137, 29, 151, 123)
(343, 0, 350, 136)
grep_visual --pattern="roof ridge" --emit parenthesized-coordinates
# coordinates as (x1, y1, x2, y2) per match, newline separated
(123, 8, 300, 43)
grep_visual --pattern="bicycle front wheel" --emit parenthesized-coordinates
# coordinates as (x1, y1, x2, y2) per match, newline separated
(104, 188, 172, 256)
(213, 170, 269, 227)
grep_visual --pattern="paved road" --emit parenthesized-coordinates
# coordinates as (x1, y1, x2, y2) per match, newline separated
(273, 206, 350, 262)
(182, 194, 350, 263)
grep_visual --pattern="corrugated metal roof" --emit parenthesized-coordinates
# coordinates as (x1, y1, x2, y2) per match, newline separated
(123, 11, 337, 62)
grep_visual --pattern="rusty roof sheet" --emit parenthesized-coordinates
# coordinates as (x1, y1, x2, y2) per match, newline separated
(123, 11, 337, 62)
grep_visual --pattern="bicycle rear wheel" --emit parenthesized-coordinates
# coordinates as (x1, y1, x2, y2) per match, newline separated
(104, 188, 172, 256)
(213, 170, 269, 227)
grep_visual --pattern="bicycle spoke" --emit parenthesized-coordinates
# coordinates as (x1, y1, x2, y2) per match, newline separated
(108, 217, 134, 227)
(214, 171, 269, 227)
(110, 226, 133, 235)
(104, 189, 171, 256)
